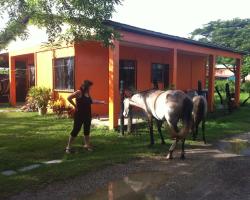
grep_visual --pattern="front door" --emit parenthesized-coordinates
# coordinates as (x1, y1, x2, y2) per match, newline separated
(15, 61, 27, 102)
(119, 60, 137, 90)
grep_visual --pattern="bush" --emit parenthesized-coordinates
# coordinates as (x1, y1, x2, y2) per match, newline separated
(243, 81, 250, 94)
(49, 95, 74, 118)
(28, 87, 51, 109)
(21, 95, 38, 112)
(215, 80, 235, 92)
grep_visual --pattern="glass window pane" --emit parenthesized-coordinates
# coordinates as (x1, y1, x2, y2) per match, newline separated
(119, 60, 136, 90)
(151, 63, 169, 88)
(54, 57, 74, 90)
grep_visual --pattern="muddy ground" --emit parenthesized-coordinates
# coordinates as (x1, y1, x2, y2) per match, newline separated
(10, 133, 250, 200)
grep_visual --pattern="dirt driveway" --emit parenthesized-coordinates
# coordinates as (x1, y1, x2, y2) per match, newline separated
(10, 133, 250, 200)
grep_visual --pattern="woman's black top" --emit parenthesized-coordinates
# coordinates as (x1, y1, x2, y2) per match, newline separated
(76, 94, 92, 118)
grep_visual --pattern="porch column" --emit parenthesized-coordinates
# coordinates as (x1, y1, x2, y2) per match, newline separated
(235, 58, 242, 106)
(171, 48, 178, 89)
(208, 55, 216, 112)
(9, 56, 16, 106)
(108, 41, 120, 130)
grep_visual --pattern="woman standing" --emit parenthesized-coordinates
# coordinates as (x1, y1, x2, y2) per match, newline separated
(65, 80, 105, 153)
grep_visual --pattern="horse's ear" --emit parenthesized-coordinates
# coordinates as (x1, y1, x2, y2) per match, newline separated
(125, 89, 137, 97)
(131, 88, 139, 95)
(124, 90, 132, 97)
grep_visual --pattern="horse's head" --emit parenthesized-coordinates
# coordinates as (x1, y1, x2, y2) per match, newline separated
(123, 98, 131, 117)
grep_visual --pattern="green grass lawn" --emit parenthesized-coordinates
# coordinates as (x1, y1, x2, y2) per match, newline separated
(1, 98, 250, 198)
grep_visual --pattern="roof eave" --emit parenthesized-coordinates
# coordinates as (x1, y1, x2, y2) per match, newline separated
(104, 20, 248, 56)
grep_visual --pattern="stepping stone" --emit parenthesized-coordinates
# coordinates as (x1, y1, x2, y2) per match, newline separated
(43, 160, 63, 164)
(1, 170, 17, 176)
(18, 164, 41, 172)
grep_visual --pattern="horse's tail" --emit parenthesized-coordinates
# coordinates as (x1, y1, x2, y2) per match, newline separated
(178, 96, 193, 139)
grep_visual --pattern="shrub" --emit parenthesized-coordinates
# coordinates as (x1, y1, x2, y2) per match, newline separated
(243, 81, 250, 94)
(21, 96, 38, 112)
(49, 95, 74, 118)
(215, 80, 235, 92)
(27, 86, 51, 109)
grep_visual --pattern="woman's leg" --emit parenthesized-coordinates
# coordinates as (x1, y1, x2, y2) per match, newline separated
(83, 118, 92, 149)
(66, 136, 75, 151)
(66, 114, 83, 152)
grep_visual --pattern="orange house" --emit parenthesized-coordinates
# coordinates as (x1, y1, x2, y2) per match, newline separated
(2, 21, 245, 129)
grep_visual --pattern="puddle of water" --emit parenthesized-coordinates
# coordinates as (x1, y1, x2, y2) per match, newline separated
(81, 171, 169, 200)
(219, 138, 250, 156)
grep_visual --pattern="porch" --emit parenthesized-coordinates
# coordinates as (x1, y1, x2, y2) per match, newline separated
(108, 23, 242, 129)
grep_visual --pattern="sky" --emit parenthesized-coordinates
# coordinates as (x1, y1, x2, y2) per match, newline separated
(1, 0, 250, 52)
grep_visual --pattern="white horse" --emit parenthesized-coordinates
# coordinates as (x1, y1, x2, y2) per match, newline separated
(123, 89, 193, 159)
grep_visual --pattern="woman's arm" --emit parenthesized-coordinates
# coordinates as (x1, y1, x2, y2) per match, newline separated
(67, 91, 80, 109)
(92, 99, 106, 104)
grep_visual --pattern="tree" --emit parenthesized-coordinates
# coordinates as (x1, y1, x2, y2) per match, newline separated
(190, 18, 250, 81)
(0, 0, 122, 50)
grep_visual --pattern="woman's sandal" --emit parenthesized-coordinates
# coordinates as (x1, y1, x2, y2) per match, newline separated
(65, 147, 75, 154)
(83, 145, 93, 152)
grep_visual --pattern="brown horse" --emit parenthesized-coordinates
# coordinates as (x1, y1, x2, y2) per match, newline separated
(123, 89, 193, 159)
(192, 95, 207, 144)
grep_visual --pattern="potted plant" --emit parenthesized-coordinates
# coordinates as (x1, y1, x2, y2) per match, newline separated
(27, 87, 51, 115)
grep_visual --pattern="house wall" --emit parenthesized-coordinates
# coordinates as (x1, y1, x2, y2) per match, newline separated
(120, 45, 172, 90)
(120, 46, 207, 92)
(35, 43, 109, 116)
(75, 42, 109, 116)
(36, 46, 75, 108)
(36, 51, 53, 88)
(9, 42, 206, 115)
(177, 53, 207, 91)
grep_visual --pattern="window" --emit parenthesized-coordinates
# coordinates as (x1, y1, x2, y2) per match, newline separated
(29, 65, 35, 88)
(119, 60, 137, 90)
(151, 63, 169, 88)
(54, 57, 74, 91)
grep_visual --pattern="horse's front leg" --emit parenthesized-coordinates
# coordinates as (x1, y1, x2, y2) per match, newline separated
(147, 116, 154, 146)
(202, 120, 206, 144)
(180, 138, 186, 160)
(166, 138, 178, 160)
(193, 123, 198, 141)
(156, 120, 165, 144)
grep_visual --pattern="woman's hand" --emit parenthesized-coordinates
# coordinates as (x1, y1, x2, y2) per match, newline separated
(67, 91, 80, 109)
(74, 106, 78, 112)
(93, 100, 106, 104)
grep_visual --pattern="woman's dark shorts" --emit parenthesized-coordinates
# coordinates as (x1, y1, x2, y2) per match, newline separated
(70, 112, 92, 137)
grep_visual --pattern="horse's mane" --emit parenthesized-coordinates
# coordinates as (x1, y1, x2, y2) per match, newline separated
(125, 88, 159, 98)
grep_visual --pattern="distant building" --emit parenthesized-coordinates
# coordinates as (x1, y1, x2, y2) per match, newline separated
(215, 64, 235, 80)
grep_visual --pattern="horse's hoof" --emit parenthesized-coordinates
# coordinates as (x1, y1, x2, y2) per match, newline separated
(166, 153, 173, 160)
(180, 154, 185, 160)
